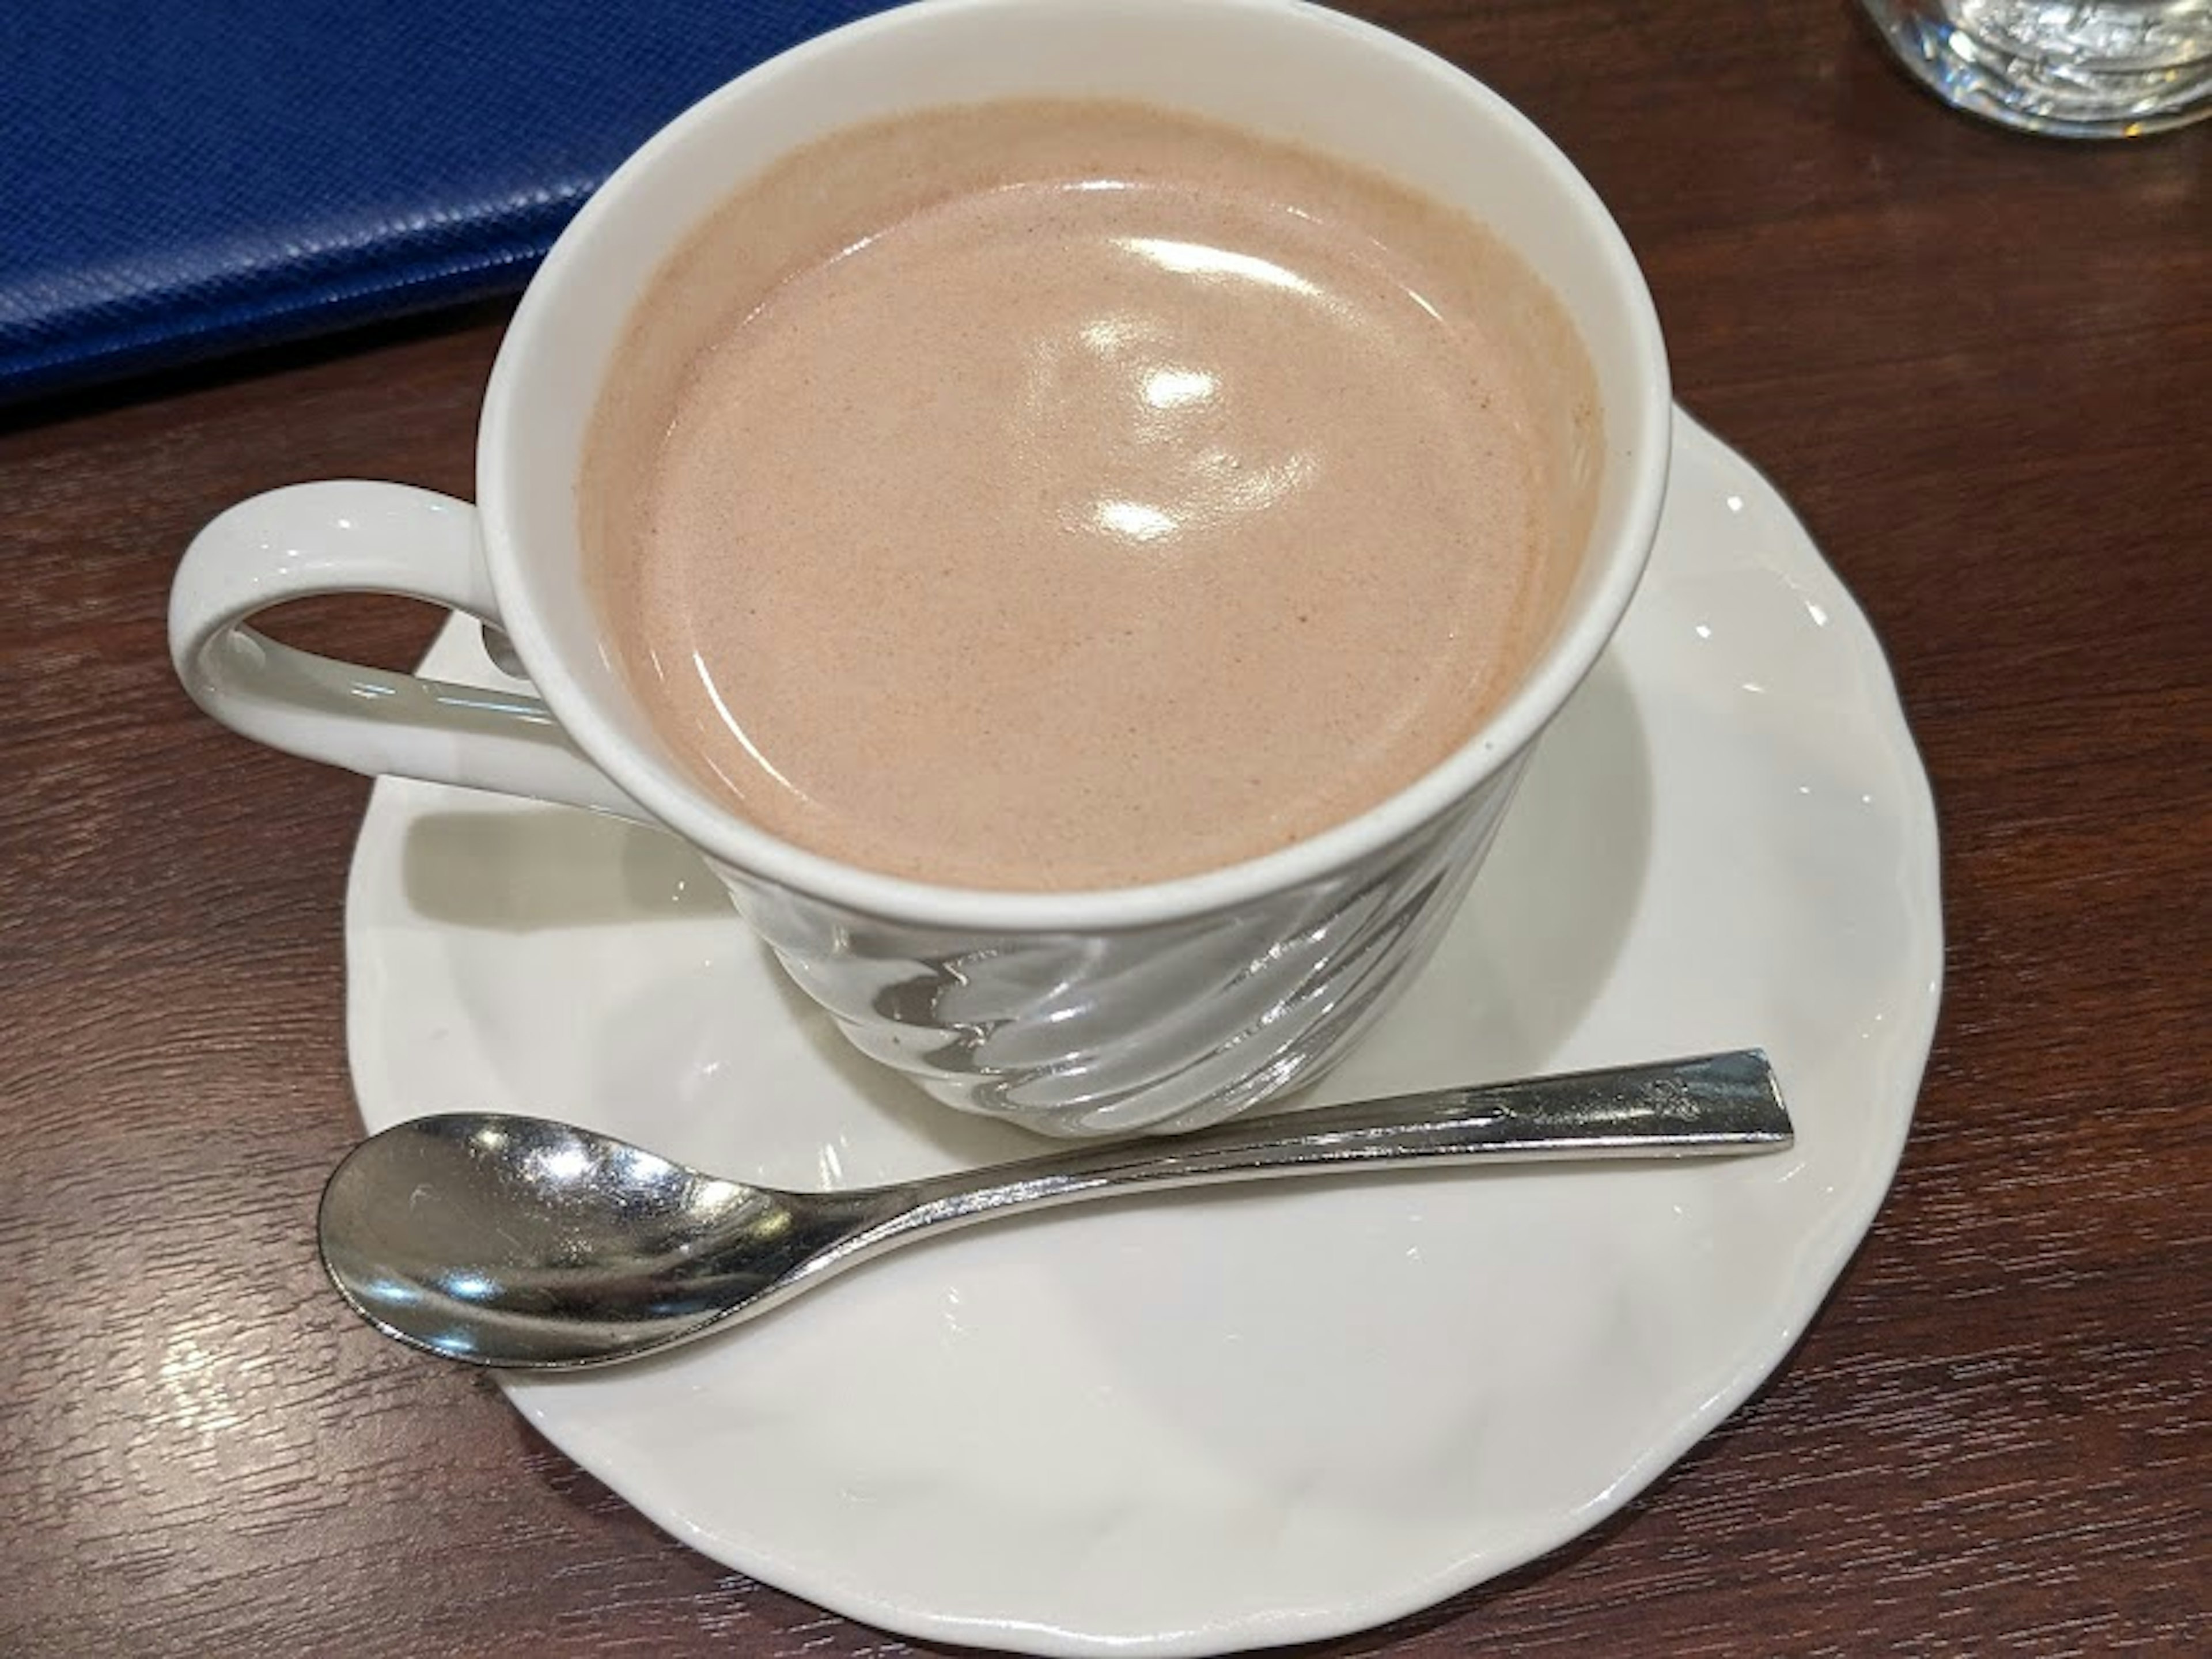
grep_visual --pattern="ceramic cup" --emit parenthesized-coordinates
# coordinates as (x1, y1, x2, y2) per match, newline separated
(169, 0, 1671, 1137)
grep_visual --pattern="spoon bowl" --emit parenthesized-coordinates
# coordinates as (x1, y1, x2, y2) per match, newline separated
(320, 1050, 1791, 1370)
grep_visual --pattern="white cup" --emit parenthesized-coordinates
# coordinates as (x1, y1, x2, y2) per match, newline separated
(169, 0, 1670, 1137)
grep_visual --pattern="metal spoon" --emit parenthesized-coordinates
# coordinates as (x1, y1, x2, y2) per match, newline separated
(320, 1050, 1790, 1370)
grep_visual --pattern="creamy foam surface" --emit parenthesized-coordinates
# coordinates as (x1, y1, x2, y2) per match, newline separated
(584, 102, 1599, 890)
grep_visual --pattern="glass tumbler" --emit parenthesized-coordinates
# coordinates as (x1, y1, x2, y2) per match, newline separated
(1860, 1, 2211, 136)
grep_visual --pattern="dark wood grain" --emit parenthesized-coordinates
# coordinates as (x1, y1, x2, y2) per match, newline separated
(3, 4, 2205, 1654)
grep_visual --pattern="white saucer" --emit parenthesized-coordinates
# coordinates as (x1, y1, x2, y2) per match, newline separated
(345, 409, 1941, 1656)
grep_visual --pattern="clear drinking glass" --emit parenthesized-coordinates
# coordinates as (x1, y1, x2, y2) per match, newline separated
(1860, 1, 2212, 136)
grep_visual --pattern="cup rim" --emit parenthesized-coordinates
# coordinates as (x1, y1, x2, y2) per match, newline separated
(481, 0, 1671, 934)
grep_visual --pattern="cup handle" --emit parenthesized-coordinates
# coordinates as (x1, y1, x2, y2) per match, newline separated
(169, 480, 648, 820)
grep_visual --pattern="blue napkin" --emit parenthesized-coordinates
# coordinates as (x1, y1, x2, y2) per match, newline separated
(0, 0, 898, 403)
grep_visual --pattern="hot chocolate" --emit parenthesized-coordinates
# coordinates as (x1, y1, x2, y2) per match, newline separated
(581, 99, 1599, 889)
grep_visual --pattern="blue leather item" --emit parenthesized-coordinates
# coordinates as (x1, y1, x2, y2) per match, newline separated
(0, 0, 898, 404)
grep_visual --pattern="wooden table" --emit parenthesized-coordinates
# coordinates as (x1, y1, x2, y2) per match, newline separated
(4, 3, 2205, 1652)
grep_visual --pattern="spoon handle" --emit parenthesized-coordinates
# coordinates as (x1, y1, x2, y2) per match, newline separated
(892, 1050, 1789, 1230)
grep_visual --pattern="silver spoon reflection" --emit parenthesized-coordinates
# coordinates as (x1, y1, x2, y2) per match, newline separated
(320, 1050, 1790, 1371)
